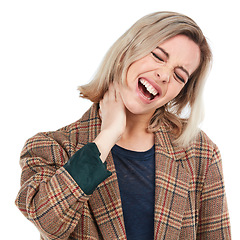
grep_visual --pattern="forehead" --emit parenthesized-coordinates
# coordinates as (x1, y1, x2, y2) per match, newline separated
(158, 35, 201, 74)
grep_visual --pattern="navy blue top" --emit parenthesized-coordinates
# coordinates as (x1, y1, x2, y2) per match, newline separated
(111, 144, 155, 240)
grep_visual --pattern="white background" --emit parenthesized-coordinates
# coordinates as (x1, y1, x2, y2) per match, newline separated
(1, 0, 239, 239)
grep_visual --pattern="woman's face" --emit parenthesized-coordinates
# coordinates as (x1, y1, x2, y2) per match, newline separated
(119, 34, 201, 117)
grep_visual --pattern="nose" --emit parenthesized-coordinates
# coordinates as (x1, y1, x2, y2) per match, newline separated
(155, 67, 170, 83)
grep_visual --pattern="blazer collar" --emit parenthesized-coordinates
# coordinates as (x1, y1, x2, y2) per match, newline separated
(154, 124, 187, 161)
(78, 104, 190, 239)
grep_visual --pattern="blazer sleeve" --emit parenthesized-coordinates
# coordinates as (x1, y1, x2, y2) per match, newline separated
(197, 145, 231, 239)
(64, 142, 112, 195)
(15, 132, 110, 240)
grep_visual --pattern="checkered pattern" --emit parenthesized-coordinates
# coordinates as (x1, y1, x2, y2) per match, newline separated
(15, 103, 231, 239)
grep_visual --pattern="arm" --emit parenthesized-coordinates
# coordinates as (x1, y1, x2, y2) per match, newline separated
(15, 84, 126, 239)
(15, 132, 91, 239)
(197, 146, 231, 239)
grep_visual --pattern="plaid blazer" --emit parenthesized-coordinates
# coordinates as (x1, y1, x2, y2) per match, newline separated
(16, 103, 231, 239)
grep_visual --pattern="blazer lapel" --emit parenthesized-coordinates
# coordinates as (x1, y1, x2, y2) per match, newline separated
(89, 153, 127, 239)
(154, 126, 191, 239)
(80, 104, 127, 239)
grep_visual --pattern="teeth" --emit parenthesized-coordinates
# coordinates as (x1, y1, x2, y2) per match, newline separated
(140, 79, 158, 96)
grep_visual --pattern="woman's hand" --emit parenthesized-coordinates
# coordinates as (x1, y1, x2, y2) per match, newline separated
(94, 82, 126, 162)
(99, 83, 126, 140)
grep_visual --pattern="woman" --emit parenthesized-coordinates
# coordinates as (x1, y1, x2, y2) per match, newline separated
(15, 12, 231, 239)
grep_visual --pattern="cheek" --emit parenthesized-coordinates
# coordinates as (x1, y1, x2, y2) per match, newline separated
(164, 84, 184, 101)
(126, 57, 153, 83)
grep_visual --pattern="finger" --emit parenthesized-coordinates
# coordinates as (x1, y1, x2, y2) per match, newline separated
(113, 81, 122, 100)
(99, 108, 102, 119)
(99, 99, 103, 113)
(108, 83, 117, 101)
(113, 82, 123, 102)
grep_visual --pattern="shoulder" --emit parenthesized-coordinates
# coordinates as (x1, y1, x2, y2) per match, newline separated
(180, 129, 222, 178)
(55, 103, 99, 139)
(185, 129, 219, 157)
(21, 104, 99, 160)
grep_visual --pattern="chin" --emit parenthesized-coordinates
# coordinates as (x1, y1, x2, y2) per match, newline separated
(124, 101, 157, 116)
(120, 88, 166, 116)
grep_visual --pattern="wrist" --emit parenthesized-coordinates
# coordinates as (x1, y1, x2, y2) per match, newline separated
(93, 129, 120, 162)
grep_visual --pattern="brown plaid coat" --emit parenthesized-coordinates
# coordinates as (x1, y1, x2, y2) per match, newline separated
(16, 104, 231, 239)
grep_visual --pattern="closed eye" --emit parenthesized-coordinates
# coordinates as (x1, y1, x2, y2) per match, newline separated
(151, 52, 164, 62)
(174, 72, 186, 84)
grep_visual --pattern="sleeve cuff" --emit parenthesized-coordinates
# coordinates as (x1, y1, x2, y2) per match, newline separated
(63, 143, 112, 195)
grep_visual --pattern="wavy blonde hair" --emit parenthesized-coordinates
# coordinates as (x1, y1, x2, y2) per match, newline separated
(78, 11, 212, 147)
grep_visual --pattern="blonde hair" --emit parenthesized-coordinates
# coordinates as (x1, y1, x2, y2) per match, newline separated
(78, 11, 212, 147)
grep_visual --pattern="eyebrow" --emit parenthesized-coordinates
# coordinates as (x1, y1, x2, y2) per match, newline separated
(156, 46, 190, 78)
(176, 66, 190, 78)
(156, 46, 169, 58)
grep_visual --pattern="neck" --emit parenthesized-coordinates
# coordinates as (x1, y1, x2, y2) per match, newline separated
(116, 110, 155, 151)
(127, 111, 151, 132)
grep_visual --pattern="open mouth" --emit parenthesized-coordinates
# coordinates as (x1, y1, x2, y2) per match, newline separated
(138, 78, 160, 101)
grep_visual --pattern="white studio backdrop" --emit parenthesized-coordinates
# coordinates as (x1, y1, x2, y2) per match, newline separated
(0, 0, 239, 238)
